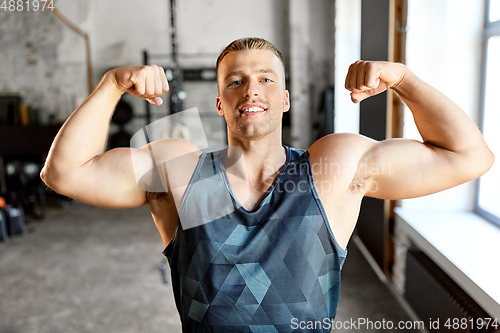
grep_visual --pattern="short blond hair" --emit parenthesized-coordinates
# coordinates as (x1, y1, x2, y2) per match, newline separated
(216, 37, 285, 81)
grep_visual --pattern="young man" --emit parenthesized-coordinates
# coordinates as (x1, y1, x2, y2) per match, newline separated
(41, 38, 494, 332)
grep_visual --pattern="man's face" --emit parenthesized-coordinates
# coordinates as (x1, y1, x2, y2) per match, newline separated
(216, 49, 290, 142)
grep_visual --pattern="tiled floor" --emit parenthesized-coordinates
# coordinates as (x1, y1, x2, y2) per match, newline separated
(0, 202, 419, 332)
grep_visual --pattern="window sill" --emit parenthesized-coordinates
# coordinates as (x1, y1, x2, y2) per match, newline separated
(394, 207, 500, 319)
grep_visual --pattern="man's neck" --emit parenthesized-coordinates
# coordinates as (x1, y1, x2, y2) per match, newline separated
(226, 134, 286, 183)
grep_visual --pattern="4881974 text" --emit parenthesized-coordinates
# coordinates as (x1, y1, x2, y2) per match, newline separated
(1, 0, 54, 11)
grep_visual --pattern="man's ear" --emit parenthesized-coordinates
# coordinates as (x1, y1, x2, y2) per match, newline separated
(216, 96, 224, 116)
(283, 90, 290, 112)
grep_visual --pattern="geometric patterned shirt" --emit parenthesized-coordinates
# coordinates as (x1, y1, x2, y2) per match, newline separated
(163, 146, 347, 332)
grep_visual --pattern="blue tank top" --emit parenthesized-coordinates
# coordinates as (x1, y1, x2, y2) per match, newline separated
(163, 146, 347, 332)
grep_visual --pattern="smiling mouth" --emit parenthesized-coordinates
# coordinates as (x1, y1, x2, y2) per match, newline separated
(240, 107, 267, 114)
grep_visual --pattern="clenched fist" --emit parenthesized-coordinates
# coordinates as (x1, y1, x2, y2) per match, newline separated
(345, 61, 408, 103)
(107, 65, 169, 105)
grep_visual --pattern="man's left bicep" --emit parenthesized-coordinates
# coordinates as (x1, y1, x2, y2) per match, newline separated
(362, 139, 467, 200)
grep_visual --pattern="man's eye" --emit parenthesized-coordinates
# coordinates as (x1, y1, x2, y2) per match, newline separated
(262, 78, 272, 83)
(229, 80, 242, 86)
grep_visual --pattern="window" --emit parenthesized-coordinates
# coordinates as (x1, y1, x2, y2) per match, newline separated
(490, 0, 500, 21)
(476, 0, 500, 226)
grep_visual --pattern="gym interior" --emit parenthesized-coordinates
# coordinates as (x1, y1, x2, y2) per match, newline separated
(1, 0, 499, 332)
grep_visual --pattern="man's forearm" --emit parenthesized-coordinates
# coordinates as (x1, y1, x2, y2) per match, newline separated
(42, 72, 123, 177)
(392, 70, 490, 155)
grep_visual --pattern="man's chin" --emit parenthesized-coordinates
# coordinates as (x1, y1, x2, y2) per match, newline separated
(235, 125, 279, 142)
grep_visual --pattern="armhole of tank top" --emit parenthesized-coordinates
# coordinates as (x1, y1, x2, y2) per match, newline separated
(304, 151, 348, 256)
(163, 152, 208, 256)
(178, 152, 207, 220)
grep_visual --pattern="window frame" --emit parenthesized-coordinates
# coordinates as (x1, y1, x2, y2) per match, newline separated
(475, 0, 500, 227)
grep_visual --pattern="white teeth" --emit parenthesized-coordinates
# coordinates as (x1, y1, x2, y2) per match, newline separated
(243, 107, 264, 112)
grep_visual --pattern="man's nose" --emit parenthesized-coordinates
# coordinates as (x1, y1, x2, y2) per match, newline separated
(244, 80, 260, 97)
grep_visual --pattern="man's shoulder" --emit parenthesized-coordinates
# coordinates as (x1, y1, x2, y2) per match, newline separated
(139, 138, 202, 199)
(148, 138, 202, 160)
(308, 133, 376, 161)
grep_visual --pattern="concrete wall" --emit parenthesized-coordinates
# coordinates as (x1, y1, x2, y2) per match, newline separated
(0, 3, 87, 123)
(1, 0, 335, 147)
(288, 0, 335, 148)
(0, 0, 288, 121)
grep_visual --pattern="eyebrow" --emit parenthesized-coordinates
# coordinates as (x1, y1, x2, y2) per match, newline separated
(224, 69, 278, 81)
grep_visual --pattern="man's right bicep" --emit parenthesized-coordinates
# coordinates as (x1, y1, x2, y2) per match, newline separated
(47, 138, 201, 208)
(61, 147, 159, 208)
